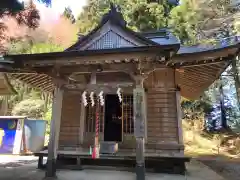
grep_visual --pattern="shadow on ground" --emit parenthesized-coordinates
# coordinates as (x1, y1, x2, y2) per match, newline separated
(0, 159, 225, 180)
(195, 154, 240, 180)
(0, 160, 37, 168)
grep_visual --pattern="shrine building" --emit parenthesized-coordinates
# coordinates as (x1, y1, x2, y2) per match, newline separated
(1, 4, 240, 178)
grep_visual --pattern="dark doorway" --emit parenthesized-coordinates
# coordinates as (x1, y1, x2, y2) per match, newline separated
(104, 94, 122, 142)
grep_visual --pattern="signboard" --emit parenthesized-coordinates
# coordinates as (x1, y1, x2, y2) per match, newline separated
(134, 88, 145, 138)
(0, 119, 19, 154)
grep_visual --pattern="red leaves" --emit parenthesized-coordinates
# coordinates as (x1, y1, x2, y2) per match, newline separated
(15, 2, 40, 29)
(44, 16, 78, 48)
(0, 1, 40, 53)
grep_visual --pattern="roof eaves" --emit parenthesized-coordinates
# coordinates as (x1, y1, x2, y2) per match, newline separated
(176, 42, 240, 56)
(4, 45, 180, 64)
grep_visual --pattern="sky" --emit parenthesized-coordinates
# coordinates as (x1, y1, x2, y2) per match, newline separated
(50, 0, 87, 17)
(20, 0, 87, 18)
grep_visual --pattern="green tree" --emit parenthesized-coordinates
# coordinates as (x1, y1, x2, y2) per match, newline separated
(169, 0, 200, 44)
(0, 0, 53, 52)
(3, 42, 60, 119)
(0, 0, 51, 16)
(26, 43, 64, 53)
(43, 105, 52, 134)
(129, 0, 168, 31)
(77, 0, 175, 34)
(12, 99, 45, 119)
(63, 7, 75, 24)
(8, 42, 64, 54)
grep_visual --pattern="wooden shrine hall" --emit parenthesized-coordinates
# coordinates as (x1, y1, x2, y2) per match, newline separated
(1, 4, 240, 179)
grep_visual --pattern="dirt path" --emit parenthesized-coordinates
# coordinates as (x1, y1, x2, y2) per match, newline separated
(199, 157, 240, 180)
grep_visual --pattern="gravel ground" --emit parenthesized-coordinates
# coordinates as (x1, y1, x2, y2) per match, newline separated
(0, 157, 225, 180)
(200, 158, 240, 180)
(0, 155, 234, 180)
(0, 155, 38, 168)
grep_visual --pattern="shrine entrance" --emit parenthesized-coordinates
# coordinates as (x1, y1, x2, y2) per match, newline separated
(104, 94, 122, 142)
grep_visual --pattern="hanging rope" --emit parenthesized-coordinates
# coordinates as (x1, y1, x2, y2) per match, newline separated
(122, 94, 124, 138)
(92, 102, 99, 159)
(92, 91, 104, 159)
(95, 99, 100, 140)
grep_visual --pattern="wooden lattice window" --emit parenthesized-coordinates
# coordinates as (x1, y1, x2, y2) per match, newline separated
(85, 94, 134, 134)
(85, 95, 104, 133)
(122, 94, 134, 134)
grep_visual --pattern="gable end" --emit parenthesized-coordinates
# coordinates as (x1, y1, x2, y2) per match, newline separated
(85, 30, 137, 50)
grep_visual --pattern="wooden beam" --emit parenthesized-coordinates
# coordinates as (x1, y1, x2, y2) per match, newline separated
(64, 82, 134, 91)
(9, 73, 52, 92)
(79, 94, 85, 145)
(180, 61, 228, 68)
(179, 75, 208, 84)
(184, 68, 217, 79)
(193, 64, 223, 72)
(24, 51, 159, 67)
(188, 65, 219, 74)
(178, 83, 199, 92)
(13, 74, 37, 82)
(10, 73, 38, 75)
(89, 72, 96, 84)
(171, 48, 237, 64)
(35, 78, 52, 87)
(180, 72, 215, 81)
(43, 84, 55, 91)
(133, 76, 146, 180)
(43, 86, 54, 92)
(176, 90, 184, 154)
(179, 78, 208, 88)
(31, 62, 166, 75)
(25, 75, 48, 85)
(9, 73, 28, 79)
(45, 87, 63, 178)
(34, 80, 53, 90)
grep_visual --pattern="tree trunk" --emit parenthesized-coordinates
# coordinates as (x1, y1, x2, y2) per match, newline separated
(219, 77, 227, 129)
(2, 96, 9, 115)
(44, 92, 49, 113)
(232, 56, 240, 107)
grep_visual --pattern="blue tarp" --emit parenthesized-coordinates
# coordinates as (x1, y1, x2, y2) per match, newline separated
(0, 119, 18, 154)
(24, 120, 46, 152)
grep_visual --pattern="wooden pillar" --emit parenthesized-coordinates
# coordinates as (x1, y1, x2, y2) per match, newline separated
(176, 89, 184, 153)
(133, 76, 146, 180)
(45, 87, 63, 178)
(79, 99, 85, 145)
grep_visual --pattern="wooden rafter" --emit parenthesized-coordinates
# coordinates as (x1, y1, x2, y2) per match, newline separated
(8, 73, 54, 93)
(179, 60, 228, 68)
(183, 69, 216, 79)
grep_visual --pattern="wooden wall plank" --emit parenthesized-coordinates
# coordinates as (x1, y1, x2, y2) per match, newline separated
(147, 86, 179, 145)
(58, 92, 81, 147)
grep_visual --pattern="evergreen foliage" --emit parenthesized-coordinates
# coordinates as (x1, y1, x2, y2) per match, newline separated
(1, 0, 240, 136)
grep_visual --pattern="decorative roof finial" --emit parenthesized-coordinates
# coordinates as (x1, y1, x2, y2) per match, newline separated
(100, 3, 126, 27)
